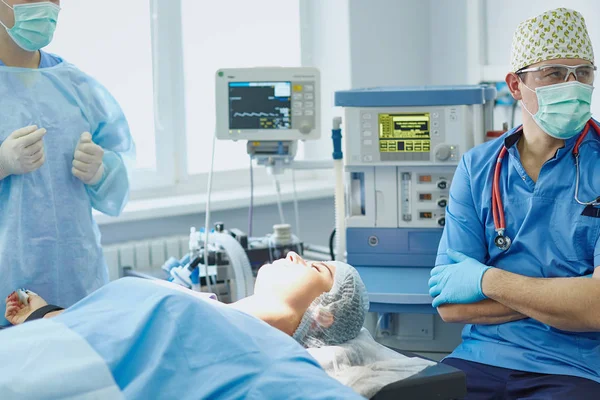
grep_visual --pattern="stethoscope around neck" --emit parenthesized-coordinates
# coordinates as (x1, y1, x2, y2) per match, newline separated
(492, 119, 600, 251)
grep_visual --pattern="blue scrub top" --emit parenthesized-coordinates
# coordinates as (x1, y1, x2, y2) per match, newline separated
(437, 122, 600, 383)
(0, 50, 62, 68)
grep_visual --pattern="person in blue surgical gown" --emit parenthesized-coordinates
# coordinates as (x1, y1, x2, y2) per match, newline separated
(428, 8, 600, 399)
(0, 255, 369, 399)
(0, 0, 135, 326)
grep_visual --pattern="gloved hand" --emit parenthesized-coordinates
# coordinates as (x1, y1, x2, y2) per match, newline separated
(428, 249, 492, 308)
(0, 125, 47, 179)
(72, 132, 104, 185)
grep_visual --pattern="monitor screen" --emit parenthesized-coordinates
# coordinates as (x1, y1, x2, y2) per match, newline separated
(378, 113, 431, 153)
(228, 81, 292, 130)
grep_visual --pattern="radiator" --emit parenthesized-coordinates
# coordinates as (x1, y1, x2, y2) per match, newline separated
(103, 235, 189, 281)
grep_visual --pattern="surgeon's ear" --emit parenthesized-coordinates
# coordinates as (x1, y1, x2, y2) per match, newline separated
(506, 72, 523, 101)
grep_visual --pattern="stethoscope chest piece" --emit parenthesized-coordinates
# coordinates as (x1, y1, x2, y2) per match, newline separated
(494, 233, 512, 251)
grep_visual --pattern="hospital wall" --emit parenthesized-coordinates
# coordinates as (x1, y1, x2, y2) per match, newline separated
(303, 0, 478, 162)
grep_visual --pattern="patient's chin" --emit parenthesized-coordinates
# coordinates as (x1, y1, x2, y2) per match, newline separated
(234, 294, 303, 336)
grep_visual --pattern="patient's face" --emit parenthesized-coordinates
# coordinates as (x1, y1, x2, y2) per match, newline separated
(254, 252, 336, 310)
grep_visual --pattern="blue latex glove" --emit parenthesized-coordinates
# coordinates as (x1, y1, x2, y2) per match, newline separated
(428, 249, 492, 308)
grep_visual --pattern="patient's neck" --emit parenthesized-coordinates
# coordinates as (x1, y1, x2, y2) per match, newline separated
(230, 295, 303, 336)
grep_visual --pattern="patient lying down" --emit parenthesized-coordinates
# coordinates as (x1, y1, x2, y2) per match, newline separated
(3, 255, 436, 399)
(1, 253, 370, 400)
(5, 252, 369, 348)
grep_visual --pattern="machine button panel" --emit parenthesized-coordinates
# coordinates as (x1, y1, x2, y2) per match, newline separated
(396, 171, 455, 228)
(289, 80, 316, 127)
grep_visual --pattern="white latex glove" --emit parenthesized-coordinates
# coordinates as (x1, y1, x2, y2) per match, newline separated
(0, 125, 47, 179)
(72, 132, 104, 185)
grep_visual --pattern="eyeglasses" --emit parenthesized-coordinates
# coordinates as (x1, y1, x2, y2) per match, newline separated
(517, 64, 597, 85)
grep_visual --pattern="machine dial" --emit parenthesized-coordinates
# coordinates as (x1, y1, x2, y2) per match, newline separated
(435, 145, 452, 162)
(299, 123, 312, 134)
(437, 217, 446, 227)
(437, 198, 448, 208)
(437, 180, 448, 190)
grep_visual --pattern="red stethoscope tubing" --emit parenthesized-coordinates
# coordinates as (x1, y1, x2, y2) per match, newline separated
(491, 119, 600, 236)
(492, 146, 508, 231)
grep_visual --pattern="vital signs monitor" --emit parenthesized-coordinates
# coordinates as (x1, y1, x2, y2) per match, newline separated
(215, 67, 321, 141)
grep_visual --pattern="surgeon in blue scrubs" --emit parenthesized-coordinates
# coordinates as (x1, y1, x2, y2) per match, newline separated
(429, 8, 600, 399)
(0, 0, 135, 326)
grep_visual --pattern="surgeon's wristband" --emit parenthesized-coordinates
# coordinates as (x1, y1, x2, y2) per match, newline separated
(25, 305, 64, 323)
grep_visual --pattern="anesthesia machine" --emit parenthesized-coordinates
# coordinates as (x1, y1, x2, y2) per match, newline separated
(335, 86, 497, 314)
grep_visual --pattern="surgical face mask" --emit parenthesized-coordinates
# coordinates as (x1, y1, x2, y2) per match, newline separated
(0, 1, 60, 52)
(521, 80, 594, 140)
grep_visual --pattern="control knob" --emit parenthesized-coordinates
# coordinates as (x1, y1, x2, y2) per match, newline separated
(435, 145, 452, 162)
(299, 123, 312, 134)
